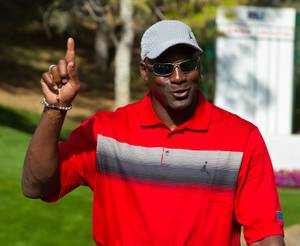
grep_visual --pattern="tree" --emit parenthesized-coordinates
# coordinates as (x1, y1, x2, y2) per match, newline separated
(114, 0, 133, 106)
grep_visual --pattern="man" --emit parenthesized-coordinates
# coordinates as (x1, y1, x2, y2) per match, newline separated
(22, 20, 284, 245)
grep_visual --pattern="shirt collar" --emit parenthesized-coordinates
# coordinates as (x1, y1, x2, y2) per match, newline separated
(139, 91, 211, 131)
(180, 92, 211, 131)
(139, 93, 162, 127)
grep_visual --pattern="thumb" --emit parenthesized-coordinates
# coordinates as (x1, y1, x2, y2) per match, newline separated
(67, 62, 79, 84)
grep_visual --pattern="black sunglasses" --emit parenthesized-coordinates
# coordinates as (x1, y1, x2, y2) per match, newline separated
(145, 57, 200, 77)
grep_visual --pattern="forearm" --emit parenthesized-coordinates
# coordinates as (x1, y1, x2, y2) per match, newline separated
(22, 37, 79, 199)
(22, 108, 66, 198)
(249, 235, 285, 246)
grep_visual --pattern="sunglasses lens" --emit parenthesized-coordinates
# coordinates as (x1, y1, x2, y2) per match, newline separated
(149, 57, 199, 76)
(180, 59, 198, 72)
(153, 63, 174, 75)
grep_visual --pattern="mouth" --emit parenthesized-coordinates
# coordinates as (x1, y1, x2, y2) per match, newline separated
(171, 88, 190, 99)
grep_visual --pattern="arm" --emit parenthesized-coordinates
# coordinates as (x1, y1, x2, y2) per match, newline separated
(249, 235, 285, 246)
(235, 128, 284, 244)
(22, 38, 80, 199)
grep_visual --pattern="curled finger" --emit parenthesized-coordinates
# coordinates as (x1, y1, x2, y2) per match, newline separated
(58, 59, 68, 84)
(42, 71, 58, 91)
(50, 65, 63, 89)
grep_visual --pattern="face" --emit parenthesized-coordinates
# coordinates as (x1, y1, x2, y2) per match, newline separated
(140, 44, 201, 113)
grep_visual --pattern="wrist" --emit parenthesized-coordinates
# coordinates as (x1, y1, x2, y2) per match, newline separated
(41, 106, 67, 126)
(41, 98, 72, 112)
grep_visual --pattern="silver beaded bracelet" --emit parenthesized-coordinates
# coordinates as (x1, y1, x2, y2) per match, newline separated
(41, 98, 72, 111)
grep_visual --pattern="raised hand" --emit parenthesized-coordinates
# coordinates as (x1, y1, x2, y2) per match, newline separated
(41, 37, 80, 107)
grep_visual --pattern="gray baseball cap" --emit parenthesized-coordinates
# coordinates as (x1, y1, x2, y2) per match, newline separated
(140, 20, 203, 60)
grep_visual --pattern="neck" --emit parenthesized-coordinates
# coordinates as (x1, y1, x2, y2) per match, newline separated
(151, 93, 199, 131)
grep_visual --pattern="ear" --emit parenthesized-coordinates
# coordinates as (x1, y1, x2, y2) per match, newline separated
(139, 61, 149, 82)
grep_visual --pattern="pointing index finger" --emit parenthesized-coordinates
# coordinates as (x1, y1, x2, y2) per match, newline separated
(65, 37, 75, 63)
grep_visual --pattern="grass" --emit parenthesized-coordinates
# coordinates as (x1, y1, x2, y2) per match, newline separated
(0, 106, 93, 245)
(278, 188, 300, 227)
(0, 105, 299, 245)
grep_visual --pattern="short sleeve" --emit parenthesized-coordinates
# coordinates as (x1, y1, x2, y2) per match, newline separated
(235, 127, 284, 244)
(42, 115, 98, 202)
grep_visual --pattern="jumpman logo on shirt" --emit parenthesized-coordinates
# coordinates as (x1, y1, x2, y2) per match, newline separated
(200, 161, 209, 174)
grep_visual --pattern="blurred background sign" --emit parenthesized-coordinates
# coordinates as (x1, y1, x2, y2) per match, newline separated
(215, 6, 300, 170)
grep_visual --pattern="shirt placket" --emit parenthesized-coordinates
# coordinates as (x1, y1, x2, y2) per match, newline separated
(160, 131, 175, 166)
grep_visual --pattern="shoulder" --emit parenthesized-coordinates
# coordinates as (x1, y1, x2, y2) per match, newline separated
(92, 98, 144, 122)
(209, 103, 257, 131)
(83, 97, 146, 134)
(206, 102, 260, 149)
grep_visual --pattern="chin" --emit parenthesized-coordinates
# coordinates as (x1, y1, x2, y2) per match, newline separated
(169, 98, 193, 112)
(170, 88, 198, 111)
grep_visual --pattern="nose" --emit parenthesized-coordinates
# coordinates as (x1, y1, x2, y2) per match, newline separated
(170, 65, 186, 84)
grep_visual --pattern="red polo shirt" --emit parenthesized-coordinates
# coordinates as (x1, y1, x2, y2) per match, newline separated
(44, 92, 284, 245)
